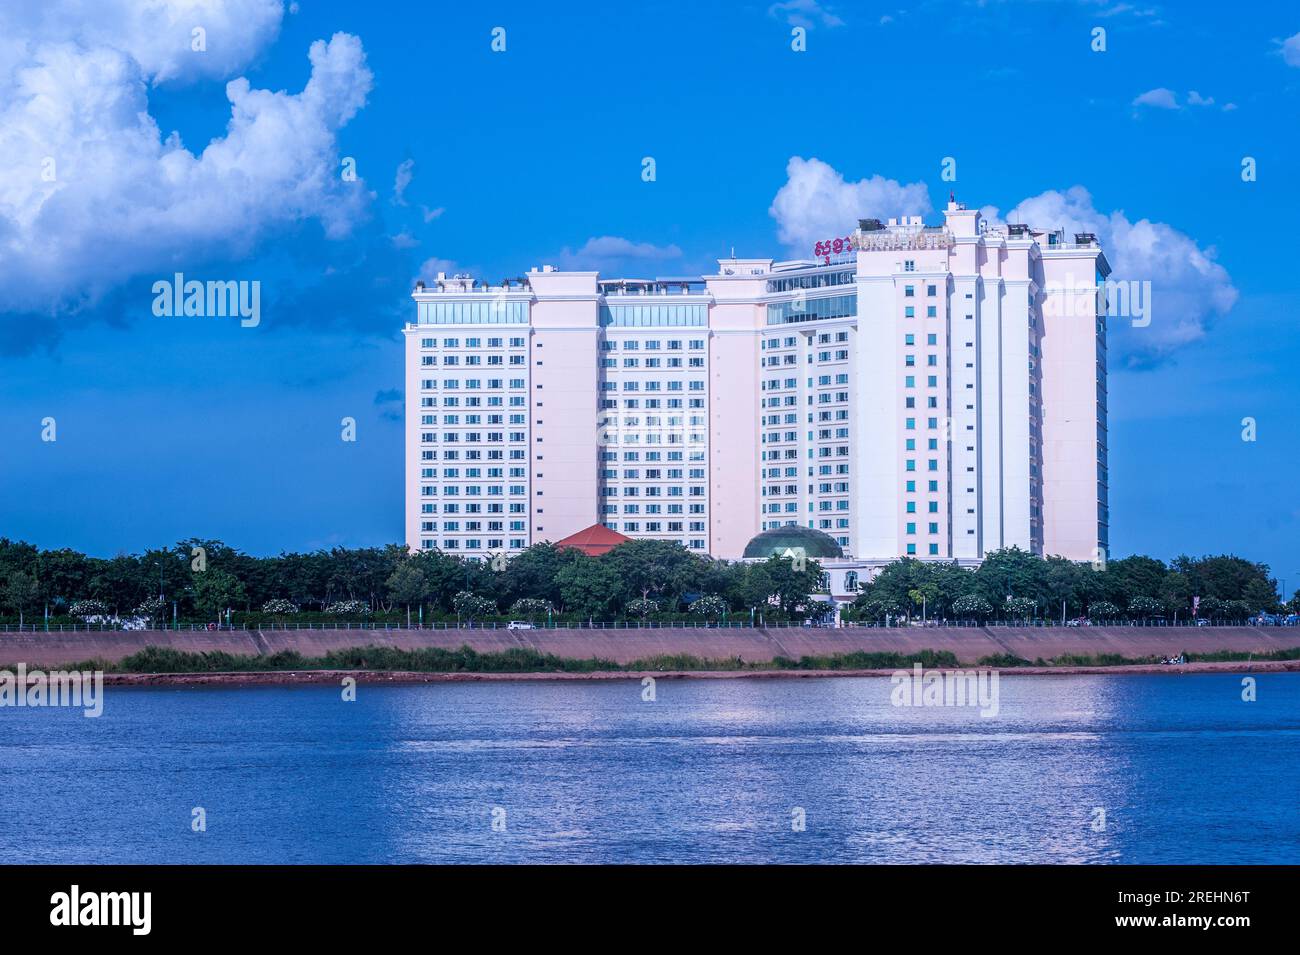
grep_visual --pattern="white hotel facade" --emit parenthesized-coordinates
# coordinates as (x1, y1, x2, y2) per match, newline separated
(404, 199, 1110, 567)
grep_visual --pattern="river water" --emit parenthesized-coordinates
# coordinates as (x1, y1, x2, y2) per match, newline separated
(2, 673, 1296, 863)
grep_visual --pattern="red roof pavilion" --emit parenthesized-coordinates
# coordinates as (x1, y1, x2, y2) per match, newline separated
(553, 523, 632, 557)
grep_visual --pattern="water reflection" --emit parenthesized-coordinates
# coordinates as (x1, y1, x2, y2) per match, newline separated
(1, 674, 1295, 863)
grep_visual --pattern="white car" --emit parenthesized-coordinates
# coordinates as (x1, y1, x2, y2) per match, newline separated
(506, 621, 534, 631)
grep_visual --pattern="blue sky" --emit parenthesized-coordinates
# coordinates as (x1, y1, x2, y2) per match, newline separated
(1, 0, 1298, 588)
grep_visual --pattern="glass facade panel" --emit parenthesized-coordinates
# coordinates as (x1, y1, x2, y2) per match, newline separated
(766, 293, 857, 325)
(418, 301, 529, 324)
(600, 304, 707, 327)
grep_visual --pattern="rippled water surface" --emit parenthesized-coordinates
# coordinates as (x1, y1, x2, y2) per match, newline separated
(2, 673, 1297, 863)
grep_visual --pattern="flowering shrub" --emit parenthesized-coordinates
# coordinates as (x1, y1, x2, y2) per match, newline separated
(625, 598, 659, 618)
(952, 594, 992, 618)
(262, 599, 300, 615)
(1003, 596, 1036, 620)
(453, 591, 496, 618)
(69, 599, 109, 619)
(689, 594, 727, 618)
(1127, 596, 1163, 618)
(324, 599, 371, 616)
(1088, 600, 1120, 621)
(508, 598, 553, 617)
(133, 596, 165, 619)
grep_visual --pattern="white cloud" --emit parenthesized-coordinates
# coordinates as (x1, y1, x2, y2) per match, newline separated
(0, 3, 373, 317)
(772, 159, 1236, 365)
(1096, 3, 1159, 18)
(393, 159, 414, 205)
(1133, 87, 1235, 115)
(1280, 31, 1300, 67)
(768, 156, 931, 252)
(1132, 87, 1180, 109)
(421, 205, 445, 223)
(556, 236, 683, 271)
(767, 0, 844, 29)
(0, 0, 284, 85)
(995, 186, 1238, 362)
(417, 257, 458, 281)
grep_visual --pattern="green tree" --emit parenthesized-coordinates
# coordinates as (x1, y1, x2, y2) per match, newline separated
(741, 556, 821, 618)
(604, 539, 703, 610)
(5, 570, 40, 627)
(192, 570, 246, 620)
(386, 560, 431, 626)
(554, 555, 622, 619)
(500, 544, 569, 609)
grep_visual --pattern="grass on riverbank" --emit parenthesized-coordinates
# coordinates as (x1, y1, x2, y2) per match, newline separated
(53, 643, 1300, 675)
(978, 647, 1300, 668)
(62, 644, 961, 674)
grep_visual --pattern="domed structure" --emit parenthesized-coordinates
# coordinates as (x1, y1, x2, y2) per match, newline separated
(742, 525, 844, 560)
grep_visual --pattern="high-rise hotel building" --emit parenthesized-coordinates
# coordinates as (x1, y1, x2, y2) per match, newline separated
(404, 199, 1110, 564)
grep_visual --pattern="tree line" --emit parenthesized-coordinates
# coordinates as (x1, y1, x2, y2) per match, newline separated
(0, 536, 1290, 626)
(846, 548, 1289, 622)
(0, 537, 819, 625)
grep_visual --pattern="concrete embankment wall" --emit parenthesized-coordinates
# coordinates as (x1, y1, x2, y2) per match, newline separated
(1, 625, 1297, 668)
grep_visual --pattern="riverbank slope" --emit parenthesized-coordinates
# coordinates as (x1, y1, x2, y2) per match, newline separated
(2, 624, 1295, 668)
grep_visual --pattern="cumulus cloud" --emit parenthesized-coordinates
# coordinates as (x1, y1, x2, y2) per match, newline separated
(993, 186, 1238, 364)
(555, 236, 683, 271)
(771, 159, 1236, 366)
(768, 0, 845, 29)
(768, 156, 931, 251)
(0, 1, 374, 336)
(0, 0, 284, 85)
(1279, 31, 1300, 67)
(1132, 87, 1180, 109)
